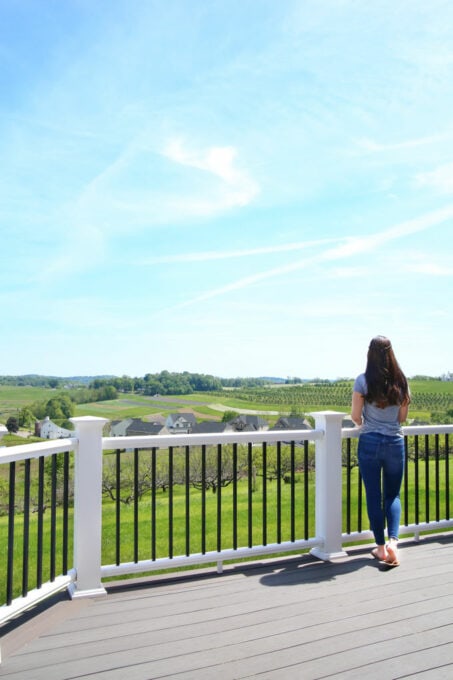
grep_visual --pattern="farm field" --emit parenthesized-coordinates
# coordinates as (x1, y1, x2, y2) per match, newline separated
(75, 381, 453, 424)
(0, 386, 55, 422)
(73, 396, 225, 422)
(1, 379, 452, 433)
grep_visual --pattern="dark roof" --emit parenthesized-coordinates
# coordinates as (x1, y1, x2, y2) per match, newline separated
(230, 414, 268, 430)
(190, 421, 229, 434)
(270, 417, 312, 431)
(125, 419, 164, 435)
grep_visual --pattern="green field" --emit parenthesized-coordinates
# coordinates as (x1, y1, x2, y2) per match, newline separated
(73, 382, 453, 425)
(1, 379, 452, 434)
(0, 386, 56, 421)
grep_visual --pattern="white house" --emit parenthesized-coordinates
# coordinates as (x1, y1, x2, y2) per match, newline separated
(165, 413, 197, 433)
(35, 416, 74, 440)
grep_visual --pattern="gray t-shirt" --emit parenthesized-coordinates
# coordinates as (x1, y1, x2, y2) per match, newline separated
(353, 373, 403, 437)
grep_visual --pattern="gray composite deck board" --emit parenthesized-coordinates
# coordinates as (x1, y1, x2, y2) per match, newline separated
(1, 533, 452, 680)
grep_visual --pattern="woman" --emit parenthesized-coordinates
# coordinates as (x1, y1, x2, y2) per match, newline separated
(351, 335, 410, 566)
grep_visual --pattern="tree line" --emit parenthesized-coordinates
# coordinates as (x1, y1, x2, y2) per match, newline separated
(90, 371, 268, 395)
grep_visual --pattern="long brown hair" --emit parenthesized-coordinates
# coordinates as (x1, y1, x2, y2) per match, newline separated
(364, 335, 410, 408)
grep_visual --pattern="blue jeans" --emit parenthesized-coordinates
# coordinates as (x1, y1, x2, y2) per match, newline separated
(358, 432, 405, 545)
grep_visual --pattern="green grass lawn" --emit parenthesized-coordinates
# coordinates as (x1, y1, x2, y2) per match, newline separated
(101, 473, 316, 565)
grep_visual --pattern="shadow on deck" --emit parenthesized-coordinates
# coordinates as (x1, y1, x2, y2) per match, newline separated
(1, 533, 453, 679)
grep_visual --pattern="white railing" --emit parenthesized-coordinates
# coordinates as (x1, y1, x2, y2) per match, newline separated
(1, 412, 452, 639)
(0, 436, 78, 636)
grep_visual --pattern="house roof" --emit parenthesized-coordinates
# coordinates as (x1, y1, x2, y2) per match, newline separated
(190, 421, 229, 434)
(167, 413, 197, 425)
(230, 414, 268, 430)
(270, 417, 312, 431)
(125, 419, 165, 435)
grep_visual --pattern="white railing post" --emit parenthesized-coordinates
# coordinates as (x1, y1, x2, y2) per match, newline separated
(310, 411, 348, 560)
(69, 416, 108, 598)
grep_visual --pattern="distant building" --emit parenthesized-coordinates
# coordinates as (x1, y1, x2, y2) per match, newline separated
(165, 413, 197, 433)
(35, 416, 74, 440)
(190, 421, 231, 434)
(270, 417, 312, 431)
(229, 415, 268, 432)
(126, 419, 167, 436)
(109, 418, 167, 437)
(110, 418, 133, 436)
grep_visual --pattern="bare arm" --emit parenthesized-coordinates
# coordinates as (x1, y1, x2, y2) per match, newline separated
(398, 399, 410, 423)
(351, 391, 364, 426)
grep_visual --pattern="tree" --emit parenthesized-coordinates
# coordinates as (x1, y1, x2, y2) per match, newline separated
(45, 395, 75, 421)
(102, 452, 152, 504)
(6, 416, 19, 433)
(18, 407, 36, 429)
(222, 410, 239, 422)
(102, 449, 177, 503)
(189, 444, 247, 493)
(119, 376, 134, 392)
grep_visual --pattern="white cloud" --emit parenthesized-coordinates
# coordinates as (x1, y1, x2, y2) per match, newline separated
(163, 140, 236, 182)
(62, 137, 260, 243)
(162, 138, 259, 210)
(167, 205, 453, 309)
(140, 237, 343, 264)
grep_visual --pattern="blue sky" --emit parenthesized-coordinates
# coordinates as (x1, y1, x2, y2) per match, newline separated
(1, 0, 452, 380)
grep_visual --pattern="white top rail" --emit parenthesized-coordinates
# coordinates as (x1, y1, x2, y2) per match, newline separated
(0, 424, 450, 462)
(342, 424, 453, 439)
(0, 438, 77, 464)
(102, 428, 324, 451)
(402, 424, 453, 436)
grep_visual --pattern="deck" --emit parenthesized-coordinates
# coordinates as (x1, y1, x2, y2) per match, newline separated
(1, 533, 453, 680)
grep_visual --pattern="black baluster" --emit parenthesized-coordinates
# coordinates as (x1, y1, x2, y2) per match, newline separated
(262, 442, 267, 546)
(168, 446, 174, 559)
(276, 442, 281, 544)
(115, 450, 121, 565)
(134, 449, 139, 563)
(185, 445, 190, 556)
(22, 459, 31, 597)
(6, 462, 16, 605)
(232, 443, 238, 550)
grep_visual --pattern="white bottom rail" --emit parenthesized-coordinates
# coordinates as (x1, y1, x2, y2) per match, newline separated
(0, 569, 76, 629)
(101, 538, 322, 579)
